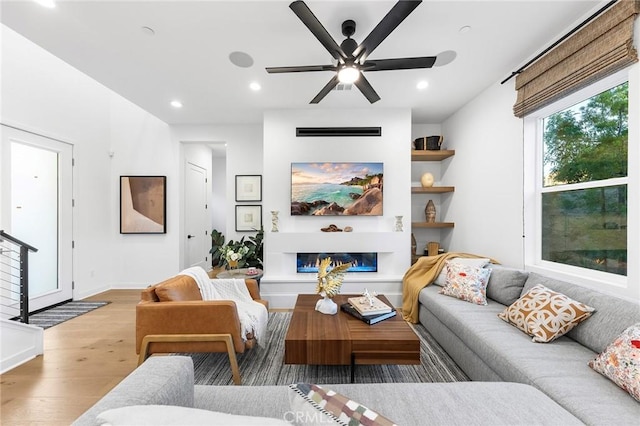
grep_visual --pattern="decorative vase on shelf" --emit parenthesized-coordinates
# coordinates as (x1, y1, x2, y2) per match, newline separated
(420, 172, 434, 188)
(228, 259, 239, 269)
(394, 215, 403, 232)
(271, 210, 279, 232)
(425, 199, 436, 223)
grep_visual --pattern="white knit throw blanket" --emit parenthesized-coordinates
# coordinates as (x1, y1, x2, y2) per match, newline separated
(178, 267, 268, 347)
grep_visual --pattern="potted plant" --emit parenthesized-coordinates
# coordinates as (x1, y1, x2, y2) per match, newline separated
(210, 227, 264, 270)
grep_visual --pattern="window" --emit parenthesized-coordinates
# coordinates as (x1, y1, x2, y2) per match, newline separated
(534, 79, 628, 277)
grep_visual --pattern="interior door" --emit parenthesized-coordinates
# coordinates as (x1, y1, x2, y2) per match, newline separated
(1, 125, 73, 311)
(185, 161, 209, 269)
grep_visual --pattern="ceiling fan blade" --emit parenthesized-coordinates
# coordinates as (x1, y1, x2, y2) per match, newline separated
(354, 74, 381, 104)
(266, 65, 336, 73)
(310, 75, 340, 104)
(289, 1, 347, 62)
(353, 1, 422, 63)
(362, 56, 436, 71)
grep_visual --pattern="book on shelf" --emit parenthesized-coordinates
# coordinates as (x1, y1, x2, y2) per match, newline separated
(341, 303, 397, 325)
(347, 296, 393, 316)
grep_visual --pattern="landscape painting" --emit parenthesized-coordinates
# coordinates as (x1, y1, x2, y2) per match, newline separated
(291, 162, 383, 216)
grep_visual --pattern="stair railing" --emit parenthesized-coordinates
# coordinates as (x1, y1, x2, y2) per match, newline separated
(0, 230, 38, 324)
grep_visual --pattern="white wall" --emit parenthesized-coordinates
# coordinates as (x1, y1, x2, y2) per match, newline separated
(441, 79, 524, 268)
(170, 124, 263, 247)
(262, 109, 411, 307)
(1, 25, 178, 298)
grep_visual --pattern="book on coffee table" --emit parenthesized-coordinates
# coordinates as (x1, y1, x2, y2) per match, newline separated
(340, 303, 397, 325)
(347, 296, 393, 316)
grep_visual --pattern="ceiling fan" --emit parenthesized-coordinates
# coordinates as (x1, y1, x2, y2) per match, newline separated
(266, 0, 448, 104)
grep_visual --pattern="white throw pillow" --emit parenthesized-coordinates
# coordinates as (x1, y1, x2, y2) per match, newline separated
(433, 258, 490, 286)
(97, 405, 290, 426)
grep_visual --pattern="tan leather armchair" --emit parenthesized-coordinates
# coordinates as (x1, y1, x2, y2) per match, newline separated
(135, 274, 268, 384)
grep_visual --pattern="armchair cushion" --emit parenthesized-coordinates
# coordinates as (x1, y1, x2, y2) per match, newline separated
(155, 275, 203, 302)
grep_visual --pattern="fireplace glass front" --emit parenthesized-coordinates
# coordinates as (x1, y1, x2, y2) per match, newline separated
(296, 252, 377, 273)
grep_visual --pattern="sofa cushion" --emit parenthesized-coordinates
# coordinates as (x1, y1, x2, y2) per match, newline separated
(72, 356, 195, 426)
(439, 262, 491, 305)
(97, 405, 289, 425)
(522, 273, 640, 353)
(195, 382, 582, 426)
(288, 383, 396, 426)
(154, 275, 203, 302)
(498, 284, 595, 343)
(589, 323, 640, 402)
(485, 265, 529, 306)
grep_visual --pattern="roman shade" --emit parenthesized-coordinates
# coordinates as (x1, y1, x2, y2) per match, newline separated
(513, 0, 640, 117)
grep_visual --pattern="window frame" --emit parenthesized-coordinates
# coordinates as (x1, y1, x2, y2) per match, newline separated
(524, 69, 630, 290)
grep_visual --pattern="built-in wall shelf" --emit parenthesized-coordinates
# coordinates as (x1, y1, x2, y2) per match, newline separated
(411, 222, 455, 228)
(411, 186, 455, 194)
(411, 149, 455, 161)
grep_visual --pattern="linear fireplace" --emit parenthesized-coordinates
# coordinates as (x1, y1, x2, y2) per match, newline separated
(296, 252, 378, 273)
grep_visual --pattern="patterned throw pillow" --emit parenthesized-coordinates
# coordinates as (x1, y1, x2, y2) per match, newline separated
(439, 261, 492, 305)
(498, 284, 595, 343)
(433, 257, 490, 286)
(589, 323, 640, 402)
(288, 383, 397, 426)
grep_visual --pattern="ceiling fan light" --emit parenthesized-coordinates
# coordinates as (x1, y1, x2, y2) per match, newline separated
(338, 66, 359, 84)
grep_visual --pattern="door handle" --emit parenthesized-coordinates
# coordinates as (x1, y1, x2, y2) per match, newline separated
(187, 234, 194, 239)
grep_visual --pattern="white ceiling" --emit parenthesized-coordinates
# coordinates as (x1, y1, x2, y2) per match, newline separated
(1, 0, 602, 125)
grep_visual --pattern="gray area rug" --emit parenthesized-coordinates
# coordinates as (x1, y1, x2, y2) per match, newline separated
(27, 301, 109, 329)
(186, 311, 469, 385)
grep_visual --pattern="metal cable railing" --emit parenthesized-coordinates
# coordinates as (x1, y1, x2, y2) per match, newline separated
(0, 230, 38, 323)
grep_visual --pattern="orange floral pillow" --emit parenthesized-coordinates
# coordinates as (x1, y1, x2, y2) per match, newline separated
(498, 284, 594, 343)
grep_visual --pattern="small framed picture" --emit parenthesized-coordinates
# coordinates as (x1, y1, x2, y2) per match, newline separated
(235, 175, 262, 202)
(236, 205, 262, 232)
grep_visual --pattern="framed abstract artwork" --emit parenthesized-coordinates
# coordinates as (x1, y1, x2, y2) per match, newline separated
(236, 205, 262, 232)
(120, 176, 167, 234)
(235, 175, 262, 202)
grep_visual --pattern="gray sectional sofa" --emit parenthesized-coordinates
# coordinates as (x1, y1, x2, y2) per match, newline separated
(419, 265, 640, 425)
(74, 356, 584, 425)
(73, 265, 639, 425)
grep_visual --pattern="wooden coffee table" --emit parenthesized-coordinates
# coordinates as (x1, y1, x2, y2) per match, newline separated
(285, 294, 420, 382)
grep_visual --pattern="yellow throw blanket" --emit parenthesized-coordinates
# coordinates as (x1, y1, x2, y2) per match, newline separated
(402, 252, 498, 323)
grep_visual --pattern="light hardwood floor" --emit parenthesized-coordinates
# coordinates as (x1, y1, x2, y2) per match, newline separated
(1, 290, 141, 425)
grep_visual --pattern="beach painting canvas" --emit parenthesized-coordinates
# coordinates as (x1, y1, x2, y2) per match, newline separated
(291, 162, 383, 216)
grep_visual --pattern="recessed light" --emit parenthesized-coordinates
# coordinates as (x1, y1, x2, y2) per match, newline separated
(170, 100, 183, 108)
(34, 0, 56, 8)
(459, 25, 472, 34)
(417, 80, 429, 90)
(249, 82, 261, 91)
(141, 26, 155, 36)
